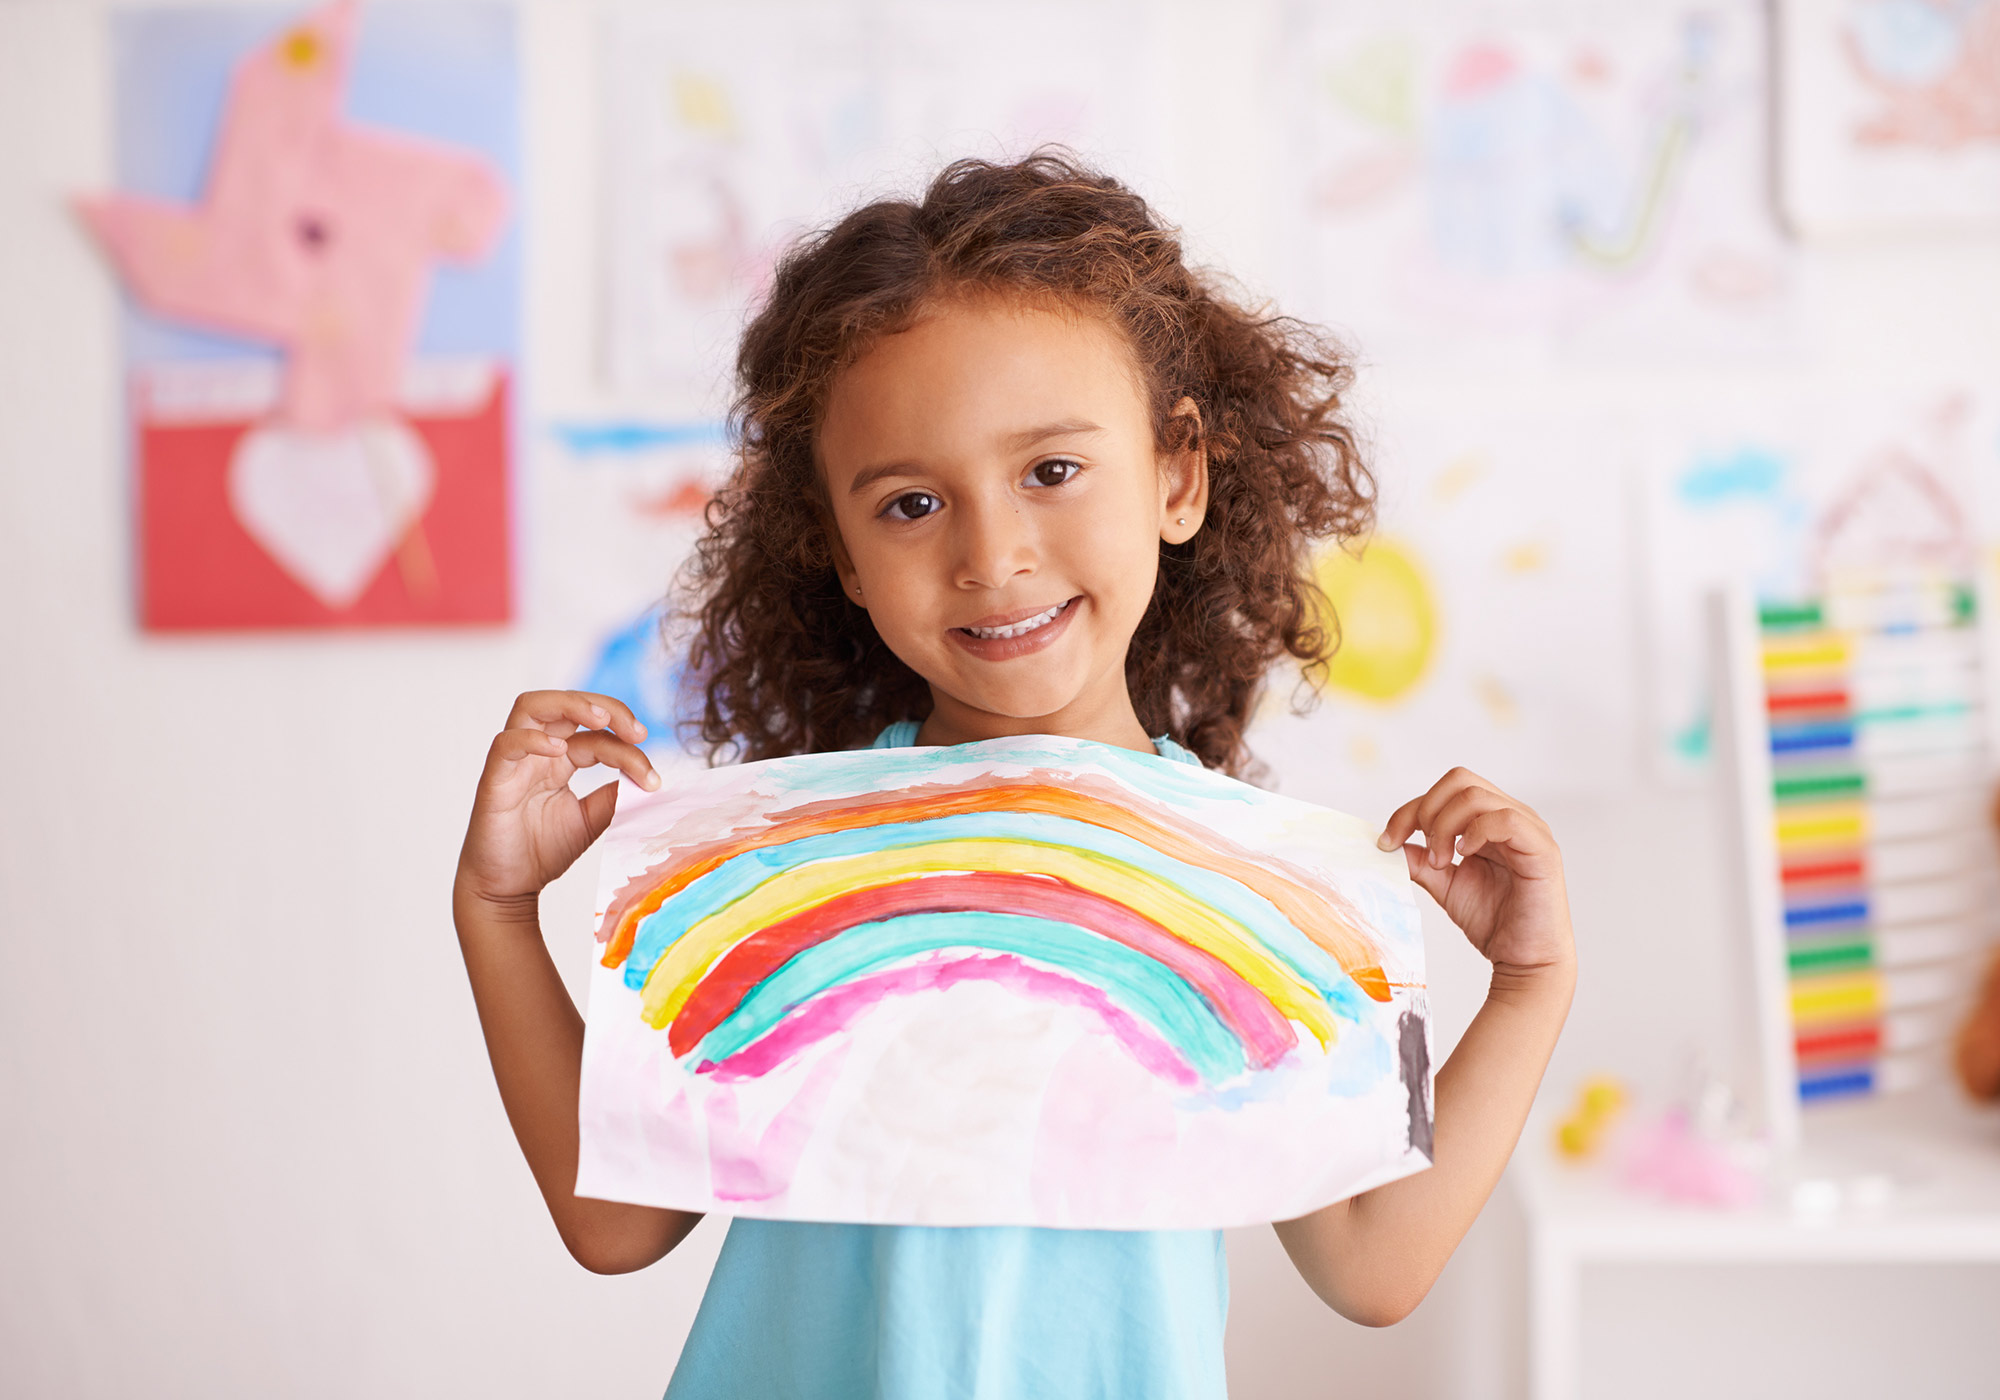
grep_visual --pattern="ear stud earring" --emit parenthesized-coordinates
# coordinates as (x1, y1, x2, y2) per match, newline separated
(1177, 517, 1187, 525)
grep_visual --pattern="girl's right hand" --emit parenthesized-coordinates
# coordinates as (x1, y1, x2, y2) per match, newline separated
(455, 690, 660, 913)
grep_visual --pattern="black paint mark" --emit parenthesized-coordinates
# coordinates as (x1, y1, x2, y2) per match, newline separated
(1399, 1007, 1434, 1162)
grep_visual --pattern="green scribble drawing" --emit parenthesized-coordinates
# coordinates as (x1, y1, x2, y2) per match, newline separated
(1671, 708, 1712, 764)
(1323, 35, 1419, 134)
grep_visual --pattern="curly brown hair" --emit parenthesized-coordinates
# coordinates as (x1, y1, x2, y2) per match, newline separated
(679, 152, 1373, 776)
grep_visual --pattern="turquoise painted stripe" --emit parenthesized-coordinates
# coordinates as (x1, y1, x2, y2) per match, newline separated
(1854, 701, 1972, 725)
(778, 737, 1255, 809)
(692, 911, 1245, 1082)
(624, 811, 1347, 997)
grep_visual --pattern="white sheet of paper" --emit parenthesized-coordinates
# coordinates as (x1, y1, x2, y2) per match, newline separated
(577, 734, 1431, 1228)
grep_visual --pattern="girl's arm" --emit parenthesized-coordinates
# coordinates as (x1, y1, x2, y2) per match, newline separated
(1274, 768, 1576, 1326)
(454, 690, 703, 1274)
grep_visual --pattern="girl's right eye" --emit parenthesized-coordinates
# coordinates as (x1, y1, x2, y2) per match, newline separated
(885, 491, 941, 521)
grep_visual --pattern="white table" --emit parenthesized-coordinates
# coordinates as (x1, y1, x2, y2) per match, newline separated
(1512, 1095, 2000, 1400)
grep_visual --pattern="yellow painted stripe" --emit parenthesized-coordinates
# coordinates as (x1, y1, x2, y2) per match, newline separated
(636, 837, 1335, 1039)
(1762, 636, 1849, 672)
(1790, 971, 1880, 1022)
(1774, 803, 1868, 848)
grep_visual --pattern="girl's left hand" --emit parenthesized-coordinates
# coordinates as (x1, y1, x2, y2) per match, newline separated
(1378, 768, 1574, 977)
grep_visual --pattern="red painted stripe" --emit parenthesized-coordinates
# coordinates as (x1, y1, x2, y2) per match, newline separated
(666, 870, 1300, 1067)
(1795, 1025, 1881, 1061)
(1781, 856, 1866, 886)
(1768, 689, 1849, 713)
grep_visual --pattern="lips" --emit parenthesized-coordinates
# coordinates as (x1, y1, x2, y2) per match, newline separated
(958, 598, 1074, 640)
(946, 595, 1083, 661)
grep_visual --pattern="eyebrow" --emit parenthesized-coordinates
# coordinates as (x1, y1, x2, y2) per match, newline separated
(844, 419, 1108, 497)
(846, 460, 921, 496)
(1005, 417, 1105, 451)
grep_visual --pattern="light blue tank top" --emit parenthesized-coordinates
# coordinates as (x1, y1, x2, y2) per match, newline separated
(663, 723, 1229, 1400)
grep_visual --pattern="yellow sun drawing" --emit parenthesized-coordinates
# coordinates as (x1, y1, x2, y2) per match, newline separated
(1312, 536, 1437, 702)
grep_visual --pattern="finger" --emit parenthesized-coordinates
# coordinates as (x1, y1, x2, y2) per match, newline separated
(564, 729, 661, 790)
(1378, 794, 1426, 851)
(1403, 842, 1454, 904)
(504, 689, 594, 731)
(570, 690, 649, 746)
(1458, 807, 1554, 869)
(504, 689, 645, 742)
(489, 726, 572, 770)
(1421, 784, 1510, 868)
(1378, 767, 1488, 852)
(1413, 767, 1501, 832)
(579, 779, 620, 842)
(1442, 769, 1537, 823)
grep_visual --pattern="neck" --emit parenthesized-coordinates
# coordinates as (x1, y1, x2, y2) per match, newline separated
(915, 681, 1156, 755)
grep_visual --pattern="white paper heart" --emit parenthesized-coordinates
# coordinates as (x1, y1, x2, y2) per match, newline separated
(227, 419, 436, 610)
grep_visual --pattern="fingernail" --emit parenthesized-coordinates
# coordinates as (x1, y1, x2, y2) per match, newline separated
(590, 705, 609, 723)
(644, 771, 661, 790)
(634, 722, 649, 740)
(1376, 833, 1396, 851)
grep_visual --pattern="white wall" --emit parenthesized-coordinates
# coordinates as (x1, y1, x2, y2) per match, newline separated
(5, 1, 2000, 1397)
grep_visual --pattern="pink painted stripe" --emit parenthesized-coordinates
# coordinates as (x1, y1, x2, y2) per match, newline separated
(700, 952, 1201, 1088)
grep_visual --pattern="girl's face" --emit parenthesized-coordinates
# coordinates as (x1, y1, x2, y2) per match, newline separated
(819, 295, 1206, 750)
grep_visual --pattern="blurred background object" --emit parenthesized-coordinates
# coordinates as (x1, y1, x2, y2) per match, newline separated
(83, 0, 519, 628)
(5, 1, 2000, 1396)
(1555, 1076, 1627, 1161)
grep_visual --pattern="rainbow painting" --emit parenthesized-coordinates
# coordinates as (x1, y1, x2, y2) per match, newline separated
(576, 734, 1430, 1228)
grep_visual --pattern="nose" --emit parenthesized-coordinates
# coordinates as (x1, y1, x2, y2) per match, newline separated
(951, 490, 1037, 592)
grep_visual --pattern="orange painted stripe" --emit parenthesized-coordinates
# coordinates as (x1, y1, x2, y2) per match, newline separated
(600, 779, 1392, 1000)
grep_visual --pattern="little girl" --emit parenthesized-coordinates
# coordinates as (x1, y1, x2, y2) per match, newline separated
(454, 155, 1574, 1398)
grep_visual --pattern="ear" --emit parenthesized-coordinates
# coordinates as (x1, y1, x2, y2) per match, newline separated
(1159, 397, 1209, 545)
(824, 512, 868, 610)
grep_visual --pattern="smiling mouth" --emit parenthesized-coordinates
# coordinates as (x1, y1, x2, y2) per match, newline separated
(956, 598, 1076, 641)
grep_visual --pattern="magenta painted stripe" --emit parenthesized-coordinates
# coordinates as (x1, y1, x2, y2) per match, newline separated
(699, 952, 1201, 1088)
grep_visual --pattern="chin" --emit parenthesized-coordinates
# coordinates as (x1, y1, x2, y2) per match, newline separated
(968, 693, 1081, 723)
(945, 676, 1088, 724)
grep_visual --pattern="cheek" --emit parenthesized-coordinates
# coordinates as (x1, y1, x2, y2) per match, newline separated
(1105, 548, 1161, 623)
(832, 506, 896, 589)
(1066, 522, 1159, 623)
(1090, 476, 1166, 578)
(853, 538, 950, 638)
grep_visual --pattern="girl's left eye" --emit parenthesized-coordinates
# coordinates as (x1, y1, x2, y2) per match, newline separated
(1028, 459, 1081, 488)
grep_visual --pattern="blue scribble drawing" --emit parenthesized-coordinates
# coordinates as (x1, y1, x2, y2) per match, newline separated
(1420, 15, 1722, 284)
(551, 420, 729, 457)
(1848, 0, 1968, 88)
(1676, 446, 1788, 506)
(1563, 14, 1716, 269)
(582, 601, 688, 744)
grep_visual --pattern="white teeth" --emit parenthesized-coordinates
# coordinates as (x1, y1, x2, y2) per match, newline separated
(965, 600, 1067, 640)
